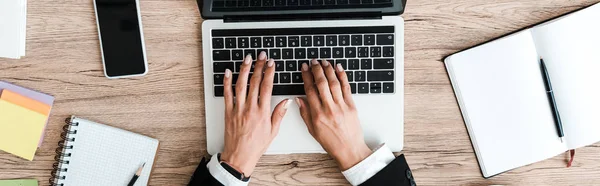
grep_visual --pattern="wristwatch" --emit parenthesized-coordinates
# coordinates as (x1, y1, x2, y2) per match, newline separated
(218, 154, 251, 181)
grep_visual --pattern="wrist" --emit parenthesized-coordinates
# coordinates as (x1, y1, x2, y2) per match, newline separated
(334, 143, 372, 171)
(220, 152, 258, 175)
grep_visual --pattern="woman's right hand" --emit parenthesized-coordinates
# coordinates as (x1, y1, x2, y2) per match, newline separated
(296, 59, 372, 171)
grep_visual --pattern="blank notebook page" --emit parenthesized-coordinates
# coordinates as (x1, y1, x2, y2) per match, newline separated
(60, 117, 159, 186)
(445, 30, 567, 177)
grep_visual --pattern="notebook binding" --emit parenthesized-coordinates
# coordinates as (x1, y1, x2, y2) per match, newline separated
(50, 116, 79, 186)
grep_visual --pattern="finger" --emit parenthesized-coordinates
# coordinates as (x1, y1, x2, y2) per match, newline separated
(271, 99, 291, 136)
(322, 60, 344, 103)
(301, 61, 322, 108)
(335, 63, 356, 107)
(223, 69, 234, 115)
(311, 59, 334, 106)
(248, 51, 267, 104)
(236, 54, 253, 106)
(260, 59, 275, 108)
(296, 97, 315, 135)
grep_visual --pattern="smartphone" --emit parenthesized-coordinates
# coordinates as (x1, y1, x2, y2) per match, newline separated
(93, 0, 148, 79)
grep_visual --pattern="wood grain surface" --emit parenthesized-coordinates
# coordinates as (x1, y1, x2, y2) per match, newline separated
(1, 0, 599, 185)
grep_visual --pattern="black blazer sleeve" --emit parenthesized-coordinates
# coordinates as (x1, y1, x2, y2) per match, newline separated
(187, 157, 224, 186)
(359, 154, 416, 186)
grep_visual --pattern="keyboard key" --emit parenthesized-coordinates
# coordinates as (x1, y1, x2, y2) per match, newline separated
(251, 37, 261, 48)
(214, 74, 225, 85)
(350, 83, 357, 93)
(349, 0, 360, 4)
(286, 61, 297, 71)
(300, 0, 311, 5)
(226, 0, 236, 7)
(214, 86, 225, 96)
(225, 38, 236, 48)
(232, 50, 244, 60)
(326, 36, 337, 46)
(313, 36, 325, 46)
(251, 0, 261, 6)
(339, 35, 350, 46)
(213, 62, 234, 72)
(319, 48, 331, 58)
(364, 35, 375, 45)
(383, 82, 394, 93)
(383, 46, 394, 57)
(250, 62, 257, 71)
(270, 49, 281, 59)
(298, 60, 309, 71)
(244, 49, 256, 59)
(238, 37, 249, 48)
(292, 73, 303, 83)
(361, 59, 372, 69)
(275, 61, 285, 71)
(325, 0, 335, 4)
(332, 48, 344, 58)
(288, 0, 299, 5)
(345, 71, 353, 81)
(232, 73, 253, 85)
(362, 0, 373, 3)
(263, 0, 274, 6)
(335, 59, 347, 69)
(355, 71, 366, 81)
(367, 71, 394, 81)
(351, 35, 362, 45)
(275, 0, 286, 6)
(274, 73, 279, 83)
(213, 50, 231, 60)
(263, 37, 275, 47)
(312, 0, 324, 5)
(288, 36, 300, 47)
(345, 47, 356, 58)
(295, 48, 306, 59)
(301, 36, 312, 46)
(280, 73, 291, 83)
(238, 0, 250, 6)
(235, 62, 243, 72)
(276, 37, 287, 47)
(358, 83, 369, 93)
(257, 49, 269, 58)
(370, 47, 381, 57)
(282, 49, 294, 59)
(212, 38, 224, 49)
(374, 58, 394, 69)
(357, 47, 369, 57)
(348, 59, 359, 69)
(377, 34, 394, 45)
(370, 82, 381, 93)
(307, 48, 319, 58)
(273, 84, 305, 95)
(337, 0, 349, 4)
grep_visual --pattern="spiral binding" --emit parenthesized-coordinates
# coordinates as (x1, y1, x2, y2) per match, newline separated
(50, 117, 79, 186)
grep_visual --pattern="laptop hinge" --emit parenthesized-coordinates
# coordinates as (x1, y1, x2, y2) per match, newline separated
(224, 12, 382, 23)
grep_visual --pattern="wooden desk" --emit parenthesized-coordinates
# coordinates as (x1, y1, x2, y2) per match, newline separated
(1, 0, 599, 185)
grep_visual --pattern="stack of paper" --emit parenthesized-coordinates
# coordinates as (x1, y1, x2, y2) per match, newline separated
(0, 81, 53, 161)
(0, 0, 27, 59)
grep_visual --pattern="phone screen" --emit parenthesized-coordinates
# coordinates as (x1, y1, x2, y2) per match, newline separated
(95, 0, 147, 78)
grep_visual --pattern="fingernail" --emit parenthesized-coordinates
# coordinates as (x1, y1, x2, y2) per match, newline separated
(323, 60, 330, 67)
(311, 59, 319, 65)
(284, 99, 292, 109)
(267, 59, 274, 67)
(336, 63, 344, 72)
(295, 97, 301, 107)
(301, 63, 308, 71)
(259, 51, 267, 60)
(225, 69, 231, 77)
(244, 55, 252, 64)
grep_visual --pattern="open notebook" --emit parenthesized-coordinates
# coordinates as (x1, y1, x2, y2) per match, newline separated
(445, 3, 600, 178)
(51, 116, 159, 186)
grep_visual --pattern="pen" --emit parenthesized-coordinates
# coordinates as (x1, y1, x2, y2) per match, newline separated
(540, 57, 564, 142)
(128, 163, 145, 186)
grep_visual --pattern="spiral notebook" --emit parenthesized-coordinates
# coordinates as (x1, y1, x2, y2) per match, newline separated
(51, 116, 159, 186)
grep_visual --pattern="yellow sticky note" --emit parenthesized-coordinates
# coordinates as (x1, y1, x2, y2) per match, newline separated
(0, 100, 47, 161)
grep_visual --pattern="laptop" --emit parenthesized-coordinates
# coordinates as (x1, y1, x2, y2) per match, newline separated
(199, 0, 406, 155)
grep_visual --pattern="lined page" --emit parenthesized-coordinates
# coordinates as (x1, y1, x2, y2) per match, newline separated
(531, 3, 600, 149)
(59, 117, 159, 186)
(445, 30, 567, 177)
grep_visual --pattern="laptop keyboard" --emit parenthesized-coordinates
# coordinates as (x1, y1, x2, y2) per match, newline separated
(211, 0, 393, 12)
(211, 26, 396, 97)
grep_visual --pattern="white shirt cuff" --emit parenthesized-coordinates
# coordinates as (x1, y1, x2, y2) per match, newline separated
(207, 154, 250, 186)
(341, 144, 395, 186)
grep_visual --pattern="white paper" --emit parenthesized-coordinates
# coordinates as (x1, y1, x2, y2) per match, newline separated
(0, 0, 26, 59)
(531, 3, 600, 150)
(446, 30, 567, 177)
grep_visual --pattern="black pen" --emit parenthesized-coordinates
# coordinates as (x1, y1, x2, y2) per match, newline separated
(540, 57, 564, 142)
(128, 163, 145, 186)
